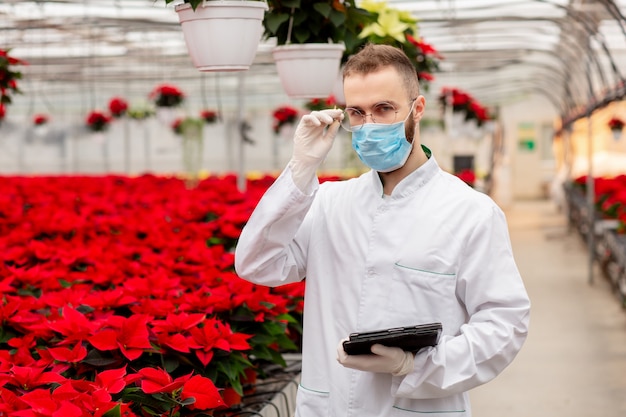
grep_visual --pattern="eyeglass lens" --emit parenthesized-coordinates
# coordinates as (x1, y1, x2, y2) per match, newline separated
(341, 102, 399, 132)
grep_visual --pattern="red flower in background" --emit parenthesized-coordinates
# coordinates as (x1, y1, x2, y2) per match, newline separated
(439, 86, 493, 126)
(0, 173, 325, 415)
(150, 83, 184, 108)
(608, 117, 624, 131)
(85, 110, 112, 132)
(33, 114, 49, 126)
(0, 49, 27, 110)
(272, 105, 298, 134)
(200, 109, 218, 124)
(456, 169, 476, 187)
(108, 97, 128, 118)
(305, 95, 338, 111)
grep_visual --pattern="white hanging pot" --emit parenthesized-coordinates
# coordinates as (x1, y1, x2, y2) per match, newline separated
(272, 43, 346, 99)
(156, 107, 179, 127)
(175, 1, 268, 72)
(332, 67, 346, 105)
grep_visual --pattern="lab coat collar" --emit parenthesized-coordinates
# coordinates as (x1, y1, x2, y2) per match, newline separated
(369, 145, 439, 199)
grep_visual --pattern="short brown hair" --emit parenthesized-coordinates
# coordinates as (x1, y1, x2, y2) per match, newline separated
(343, 43, 420, 97)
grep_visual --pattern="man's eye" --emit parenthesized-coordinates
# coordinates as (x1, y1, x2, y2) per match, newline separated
(347, 109, 363, 117)
(373, 104, 396, 114)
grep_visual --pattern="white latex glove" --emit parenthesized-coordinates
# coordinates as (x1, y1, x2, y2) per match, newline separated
(336, 339, 414, 376)
(289, 109, 343, 193)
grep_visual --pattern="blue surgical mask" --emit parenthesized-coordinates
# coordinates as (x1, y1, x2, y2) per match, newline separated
(351, 119, 413, 173)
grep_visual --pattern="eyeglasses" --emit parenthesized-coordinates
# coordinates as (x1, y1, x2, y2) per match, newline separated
(340, 99, 417, 132)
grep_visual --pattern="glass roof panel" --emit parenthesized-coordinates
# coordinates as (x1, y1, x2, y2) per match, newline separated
(0, 0, 625, 119)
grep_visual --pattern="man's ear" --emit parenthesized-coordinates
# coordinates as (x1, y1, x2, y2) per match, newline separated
(413, 96, 426, 122)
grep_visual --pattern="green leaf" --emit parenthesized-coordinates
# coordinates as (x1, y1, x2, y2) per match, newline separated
(264, 12, 291, 36)
(179, 397, 196, 406)
(0, 326, 16, 344)
(328, 9, 347, 28)
(102, 405, 121, 417)
(313, 3, 331, 18)
(276, 313, 298, 324)
(280, 0, 300, 8)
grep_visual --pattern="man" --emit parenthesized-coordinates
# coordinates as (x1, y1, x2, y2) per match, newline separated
(235, 44, 530, 417)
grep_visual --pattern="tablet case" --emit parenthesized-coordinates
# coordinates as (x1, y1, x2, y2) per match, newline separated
(342, 322, 442, 355)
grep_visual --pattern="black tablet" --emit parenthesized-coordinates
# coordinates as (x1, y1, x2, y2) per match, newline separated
(342, 322, 442, 355)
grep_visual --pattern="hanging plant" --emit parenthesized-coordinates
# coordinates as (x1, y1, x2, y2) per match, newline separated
(263, 0, 376, 48)
(439, 86, 493, 126)
(608, 117, 624, 132)
(108, 97, 129, 118)
(33, 113, 49, 126)
(150, 84, 185, 108)
(127, 105, 155, 121)
(354, 1, 443, 90)
(85, 110, 112, 133)
(304, 95, 338, 111)
(200, 109, 219, 124)
(0, 49, 27, 107)
(272, 105, 299, 134)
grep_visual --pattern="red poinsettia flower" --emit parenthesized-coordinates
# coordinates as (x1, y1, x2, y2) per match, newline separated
(418, 72, 434, 82)
(32, 114, 49, 126)
(87, 314, 154, 361)
(149, 84, 185, 108)
(108, 97, 128, 118)
(200, 109, 218, 124)
(305, 95, 337, 111)
(6, 365, 66, 391)
(180, 374, 225, 410)
(0, 49, 27, 108)
(456, 169, 476, 186)
(47, 306, 100, 345)
(94, 367, 128, 395)
(406, 34, 444, 59)
(189, 318, 251, 366)
(16, 388, 83, 417)
(131, 367, 192, 394)
(272, 105, 299, 134)
(608, 117, 624, 131)
(85, 110, 112, 132)
(52, 380, 121, 417)
(46, 343, 88, 364)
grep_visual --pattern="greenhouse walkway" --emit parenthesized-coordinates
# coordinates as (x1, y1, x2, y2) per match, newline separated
(470, 199, 626, 417)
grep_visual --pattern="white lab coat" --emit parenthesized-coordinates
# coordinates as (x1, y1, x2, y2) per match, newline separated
(235, 154, 530, 417)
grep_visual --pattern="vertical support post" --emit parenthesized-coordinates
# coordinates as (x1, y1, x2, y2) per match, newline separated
(586, 114, 595, 285)
(237, 72, 247, 192)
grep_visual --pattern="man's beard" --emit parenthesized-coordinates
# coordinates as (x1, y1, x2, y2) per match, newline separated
(404, 115, 416, 143)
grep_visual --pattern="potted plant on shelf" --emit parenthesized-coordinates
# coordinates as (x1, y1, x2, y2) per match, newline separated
(164, 0, 268, 72)
(264, 0, 376, 99)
